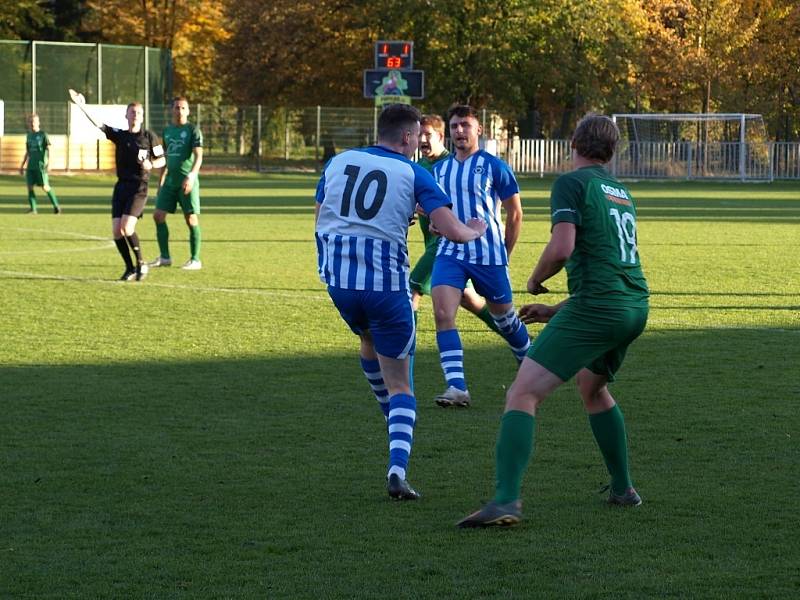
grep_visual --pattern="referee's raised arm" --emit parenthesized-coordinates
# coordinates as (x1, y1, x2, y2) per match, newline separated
(68, 89, 103, 130)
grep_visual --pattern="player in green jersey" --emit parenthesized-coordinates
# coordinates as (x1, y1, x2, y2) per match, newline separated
(19, 113, 61, 214)
(458, 114, 649, 528)
(410, 114, 501, 336)
(149, 97, 204, 270)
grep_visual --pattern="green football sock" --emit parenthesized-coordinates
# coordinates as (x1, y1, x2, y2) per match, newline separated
(46, 190, 60, 209)
(476, 305, 502, 334)
(27, 190, 37, 211)
(189, 225, 201, 261)
(588, 405, 633, 495)
(156, 222, 170, 259)
(494, 410, 536, 504)
(413, 310, 418, 327)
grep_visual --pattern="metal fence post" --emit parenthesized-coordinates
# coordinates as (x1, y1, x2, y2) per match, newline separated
(97, 43, 103, 104)
(284, 109, 289, 161)
(65, 101, 71, 172)
(256, 105, 262, 172)
(687, 143, 693, 179)
(316, 106, 321, 163)
(739, 114, 746, 181)
(32, 41, 37, 113)
(143, 46, 150, 129)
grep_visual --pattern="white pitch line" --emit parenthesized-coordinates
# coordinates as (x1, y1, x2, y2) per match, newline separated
(0, 268, 330, 301)
(0, 226, 114, 255)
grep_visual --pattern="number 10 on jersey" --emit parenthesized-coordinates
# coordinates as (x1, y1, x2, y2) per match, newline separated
(341, 165, 388, 220)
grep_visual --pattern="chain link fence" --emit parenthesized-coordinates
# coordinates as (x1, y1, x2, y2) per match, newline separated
(2, 99, 799, 179)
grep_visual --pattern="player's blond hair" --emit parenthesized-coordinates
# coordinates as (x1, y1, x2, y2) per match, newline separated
(421, 114, 445, 136)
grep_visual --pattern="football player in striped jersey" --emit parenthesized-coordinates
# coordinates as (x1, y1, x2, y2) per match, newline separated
(315, 104, 487, 500)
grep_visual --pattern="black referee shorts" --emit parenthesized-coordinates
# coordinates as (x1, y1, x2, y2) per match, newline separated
(111, 179, 149, 219)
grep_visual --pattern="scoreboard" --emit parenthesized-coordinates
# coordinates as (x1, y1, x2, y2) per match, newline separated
(364, 40, 423, 101)
(375, 41, 413, 70)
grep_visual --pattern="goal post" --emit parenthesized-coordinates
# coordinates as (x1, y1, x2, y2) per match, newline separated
(611, 113, 772, 181)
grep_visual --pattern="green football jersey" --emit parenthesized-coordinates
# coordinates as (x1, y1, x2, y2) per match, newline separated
(26, 131, 50, 171)
(162, 123, 203, 184)
(550, 165, 649, 307)
(416, 149, 450, 248)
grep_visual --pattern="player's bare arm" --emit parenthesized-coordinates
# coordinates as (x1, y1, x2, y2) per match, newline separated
(183, 147, 203, 194)
(158, 164, 168, 190)
(527, 221, 576, 295)
(502, 193, 523, 258)
(429, 207, 487, 243)
(19, 151, 29, 175)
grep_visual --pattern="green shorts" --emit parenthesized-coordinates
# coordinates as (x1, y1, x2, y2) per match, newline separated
(26, 169, 48, 188)
(156, 180, 201, 215)
(527, 300, 648, 382)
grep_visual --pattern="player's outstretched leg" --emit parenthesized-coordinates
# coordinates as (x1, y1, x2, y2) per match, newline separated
(44, 186, 61, 214)
(491, 307, 531, 364)
(589, 405, 641, 507)
(151, 219, 172, 267)
(114, 237, 136, 280)
(386, 393, 419, 500)
(434, 329, 470, 407)
(579, 369, 641, 507)
(361, 357, 390, 420)
(458, 410, 534, 527)
(26, 189, 38, 214)
(461, 289, 503, 336)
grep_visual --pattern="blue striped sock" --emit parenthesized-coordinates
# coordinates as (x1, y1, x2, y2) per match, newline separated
(491, 308, 531, 362)
(436, 329, 467, 391)
(360, 357, 389, 419)
(387, 393, 416, 480)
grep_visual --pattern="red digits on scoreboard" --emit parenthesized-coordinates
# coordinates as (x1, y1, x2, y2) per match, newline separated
(387, 57, 401, 68)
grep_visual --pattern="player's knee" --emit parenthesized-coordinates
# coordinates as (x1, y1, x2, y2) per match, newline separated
(576, 373, 607, 407)
(432, 304, 456, 328)
(43, 185, 51, 192)
(505, 381, 542, 413)
(153, 210, 166, 223)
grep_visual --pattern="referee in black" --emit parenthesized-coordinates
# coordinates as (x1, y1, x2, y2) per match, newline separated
(69, 89, 165, 281)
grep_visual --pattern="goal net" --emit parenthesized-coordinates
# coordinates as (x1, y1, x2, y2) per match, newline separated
(611, 113, 771, 181)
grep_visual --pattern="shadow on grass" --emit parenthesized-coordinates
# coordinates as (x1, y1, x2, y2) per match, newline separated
(1, 327, 798, 596)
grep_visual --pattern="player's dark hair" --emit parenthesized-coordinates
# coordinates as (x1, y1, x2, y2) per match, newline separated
(572, 113, 619, 163)
(421, 114, 446, 136)
(172, 96, 189, 106)
(126, 102, 143, 111)
(446, 104, 480, 124)
(377, 104, 422, 144)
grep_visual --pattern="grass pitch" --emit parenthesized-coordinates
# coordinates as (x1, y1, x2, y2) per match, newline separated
(1, 173, 798, 598)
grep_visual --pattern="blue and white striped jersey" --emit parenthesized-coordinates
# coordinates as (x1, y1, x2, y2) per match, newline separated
(432, 150, 519, 266)
(315, 146, 451, 291)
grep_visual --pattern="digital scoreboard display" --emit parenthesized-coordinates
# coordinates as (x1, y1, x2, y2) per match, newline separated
(375, 41, 413, 70)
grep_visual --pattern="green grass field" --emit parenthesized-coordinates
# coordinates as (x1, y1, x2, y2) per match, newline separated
(1, 172, 798, 598)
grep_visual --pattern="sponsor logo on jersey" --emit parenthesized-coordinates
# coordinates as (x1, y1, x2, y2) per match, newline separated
(473, 166, 485, 174)
(601, 183, 632, 206)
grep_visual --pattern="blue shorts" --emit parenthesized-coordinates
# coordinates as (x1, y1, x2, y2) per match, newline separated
(327, 286, 416, 359)
(431, 254, 514, 304)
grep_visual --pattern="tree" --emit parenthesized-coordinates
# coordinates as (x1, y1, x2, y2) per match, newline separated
(0, 1, 53, 39)
(85, 0, 230, 101)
